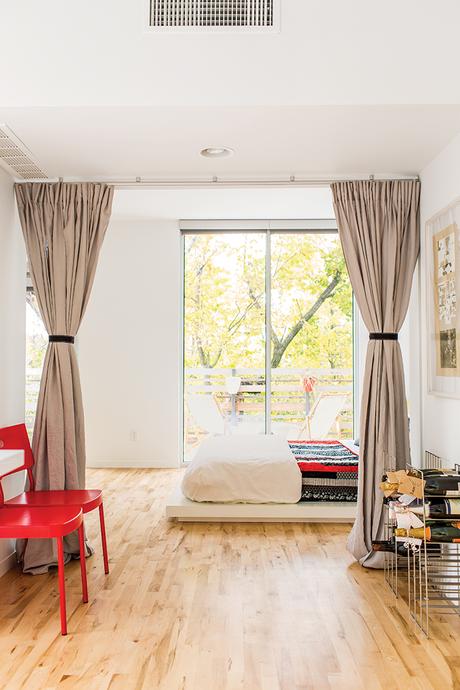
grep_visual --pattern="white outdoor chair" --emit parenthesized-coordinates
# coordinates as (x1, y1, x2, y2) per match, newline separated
(270, 421, 304, 439)
(304, 393, 348, 440)
(188, 393, 266, 436)
(187, 393, 226, 435)
(232, 416, 265, 435)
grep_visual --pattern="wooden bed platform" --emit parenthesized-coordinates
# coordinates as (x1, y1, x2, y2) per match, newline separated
(165, 485, 357, 523)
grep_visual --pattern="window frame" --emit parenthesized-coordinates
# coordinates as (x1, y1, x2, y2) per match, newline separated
(179, 220, 358, 464)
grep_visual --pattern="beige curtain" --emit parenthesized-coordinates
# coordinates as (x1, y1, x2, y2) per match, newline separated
(331, 180, 420, 567)
(15, 182, 114, 574)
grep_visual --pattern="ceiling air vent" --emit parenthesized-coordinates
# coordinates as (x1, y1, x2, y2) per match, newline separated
(148, 0, 279, 30)
(0, 125, 47, 180)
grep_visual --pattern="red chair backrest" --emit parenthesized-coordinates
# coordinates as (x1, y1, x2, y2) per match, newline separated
(0, 424, 35, 501)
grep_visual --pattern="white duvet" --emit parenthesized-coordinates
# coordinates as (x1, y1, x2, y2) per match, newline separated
(181, 434, 302, 504)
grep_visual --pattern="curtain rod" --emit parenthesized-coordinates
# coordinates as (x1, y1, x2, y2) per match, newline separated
(16, 174, 420, 189)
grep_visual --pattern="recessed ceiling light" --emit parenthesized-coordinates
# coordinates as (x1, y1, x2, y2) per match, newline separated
(200, 147, 234, 158)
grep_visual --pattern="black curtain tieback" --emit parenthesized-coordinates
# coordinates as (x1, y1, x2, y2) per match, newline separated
(49, 335, 75, 344)
(369, 332, 398, 340)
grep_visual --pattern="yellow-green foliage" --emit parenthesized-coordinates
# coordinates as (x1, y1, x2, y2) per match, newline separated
(184, 233, 352, 370)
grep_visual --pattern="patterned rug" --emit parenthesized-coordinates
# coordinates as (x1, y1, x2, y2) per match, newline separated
(300, 485, 358, 502)
(287, 440, 359, 503)
(288, 440, 359, 471)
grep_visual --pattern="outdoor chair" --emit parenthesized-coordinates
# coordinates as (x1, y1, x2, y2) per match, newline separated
(303, 393, 349, 439)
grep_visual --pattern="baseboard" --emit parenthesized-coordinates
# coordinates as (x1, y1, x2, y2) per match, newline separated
(0, 550, 16, 577)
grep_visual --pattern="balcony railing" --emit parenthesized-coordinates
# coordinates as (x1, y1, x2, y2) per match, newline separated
(26, 368, 42, 436)
(184, 366, 353, 454)
(27, 366, 354, 453)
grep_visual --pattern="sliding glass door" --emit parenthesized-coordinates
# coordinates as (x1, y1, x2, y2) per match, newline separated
(183, 232, 266, 461)
(270, 233, 353, 440)
(182, 228, 353, 461)
(26, 269, 47, 437)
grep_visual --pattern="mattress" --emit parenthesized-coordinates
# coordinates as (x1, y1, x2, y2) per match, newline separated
(182, 434, 302, 504)
(287, 440, 359, 502)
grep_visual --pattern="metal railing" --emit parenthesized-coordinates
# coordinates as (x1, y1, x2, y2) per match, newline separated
(184, 366, 353, 450)
(27, 365, 354, 450)
(26, 368, 42, 436)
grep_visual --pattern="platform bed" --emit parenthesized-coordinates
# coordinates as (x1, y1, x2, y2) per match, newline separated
(166, 485, 357, 523)
(167, 437, 358, 523)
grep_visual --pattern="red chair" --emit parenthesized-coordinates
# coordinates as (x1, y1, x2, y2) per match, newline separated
(0, 497, 88, 635)
(0, 424, 109, 575)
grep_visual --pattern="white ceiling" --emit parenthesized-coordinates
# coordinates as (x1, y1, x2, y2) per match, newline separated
(2, 2, 460, 179)
(2, 1, 460, 107)
(2, 105, 460, 180)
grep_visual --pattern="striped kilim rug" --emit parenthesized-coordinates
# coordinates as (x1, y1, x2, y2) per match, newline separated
(288, 440, 358, 470)
(287, 440, 359, 502)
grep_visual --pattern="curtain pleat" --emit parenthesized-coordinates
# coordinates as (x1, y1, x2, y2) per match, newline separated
(15, 182, 114, 574)
(331, 180, 420, 567)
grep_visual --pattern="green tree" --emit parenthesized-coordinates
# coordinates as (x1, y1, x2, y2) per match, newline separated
(185, 234, 265, 368)
(184, 233, 352, 370)
(269, 234, 352, 368)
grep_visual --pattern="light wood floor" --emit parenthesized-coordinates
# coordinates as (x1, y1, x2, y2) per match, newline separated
(1, 469, 460, 690)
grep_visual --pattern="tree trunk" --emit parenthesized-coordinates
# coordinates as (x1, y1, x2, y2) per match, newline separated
(271, 271, 341, 368)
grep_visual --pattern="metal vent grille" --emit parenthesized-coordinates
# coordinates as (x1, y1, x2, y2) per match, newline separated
(0, 125, 47, 179)
(149, 0, 275, 28)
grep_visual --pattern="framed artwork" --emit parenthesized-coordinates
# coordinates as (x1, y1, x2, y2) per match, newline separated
(426, 198, 460, 396)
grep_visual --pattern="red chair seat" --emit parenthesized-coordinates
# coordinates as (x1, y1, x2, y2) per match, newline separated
(6, 489, 103, 513)
(0, 504, 88, 634)
(0, 423, 101, 635)
(0, 505, 83, 539)
(0, 423, 110, 588)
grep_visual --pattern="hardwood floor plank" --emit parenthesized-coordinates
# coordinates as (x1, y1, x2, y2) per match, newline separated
(1, 468, 460, 689)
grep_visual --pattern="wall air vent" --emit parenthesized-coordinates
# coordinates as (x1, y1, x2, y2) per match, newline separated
(148, 0, 278, 30)
(0, 125, 47, 180)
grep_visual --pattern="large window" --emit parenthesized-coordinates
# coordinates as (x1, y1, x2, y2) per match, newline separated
(182, 227, 353, 461)
(26, 271, 47, 437)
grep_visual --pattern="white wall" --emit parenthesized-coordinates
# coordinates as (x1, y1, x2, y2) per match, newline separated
(0, 168, 25, 573)
(79, 190, 338, 469)
(79, 219, 181, 468)
(406, 268, 421, 465)
(79, 178, 421, 469)
(80, 213, 364, 468)
(418, 133, 460, 461)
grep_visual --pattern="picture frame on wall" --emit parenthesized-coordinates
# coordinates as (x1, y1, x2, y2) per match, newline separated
(426, 197, 460, 397)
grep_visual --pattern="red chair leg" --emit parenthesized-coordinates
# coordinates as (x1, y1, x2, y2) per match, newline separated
(78, 523, 89, 603)
(98, 503, 109, 574)
(56, 537, 67, 636)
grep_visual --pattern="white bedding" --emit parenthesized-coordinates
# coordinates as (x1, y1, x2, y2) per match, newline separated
(181, 434, 302, 504)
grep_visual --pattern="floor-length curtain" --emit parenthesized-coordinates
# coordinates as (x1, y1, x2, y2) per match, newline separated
(15, 182, 114, 574)
(331, 180, 420, 567)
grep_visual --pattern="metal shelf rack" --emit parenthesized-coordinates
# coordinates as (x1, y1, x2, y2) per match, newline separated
(383, 451, 460, 637)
